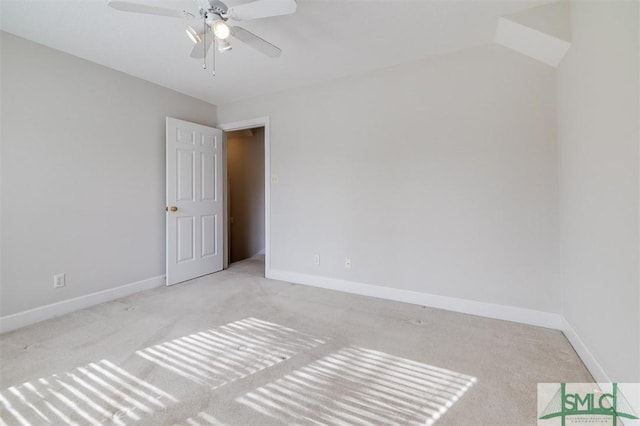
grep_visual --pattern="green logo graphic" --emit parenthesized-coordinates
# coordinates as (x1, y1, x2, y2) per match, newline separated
(539, 383, 638, 426)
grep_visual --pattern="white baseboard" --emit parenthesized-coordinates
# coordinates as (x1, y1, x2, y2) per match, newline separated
(270, 269, 563, 330)
(562, 318, 610, 383)
(270, 270, 615, 380)
(0, 275, 166, 334)
(1, 268, 610, 383)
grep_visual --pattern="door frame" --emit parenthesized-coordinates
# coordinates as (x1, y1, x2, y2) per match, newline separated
(219, 116, 271, 278)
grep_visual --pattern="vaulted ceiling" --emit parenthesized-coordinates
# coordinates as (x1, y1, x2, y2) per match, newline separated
(1, 0, 549, 105)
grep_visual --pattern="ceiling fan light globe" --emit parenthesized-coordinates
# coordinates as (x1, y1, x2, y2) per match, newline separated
(212, 20, 231, 40)
(217, 39, 232, 52)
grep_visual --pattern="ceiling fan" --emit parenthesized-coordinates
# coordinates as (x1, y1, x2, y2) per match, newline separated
(108, 0, 296, 70)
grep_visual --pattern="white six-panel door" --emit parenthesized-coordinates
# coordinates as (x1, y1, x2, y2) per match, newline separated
(166, 117, 224, 286)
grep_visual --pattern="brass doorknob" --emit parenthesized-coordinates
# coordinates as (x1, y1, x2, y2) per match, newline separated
(167, 206, 178, 212)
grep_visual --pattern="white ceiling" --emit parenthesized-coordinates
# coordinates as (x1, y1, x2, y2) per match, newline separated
(0, 0, 547, 105)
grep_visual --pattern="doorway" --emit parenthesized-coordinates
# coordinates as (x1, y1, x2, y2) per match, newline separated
(220, 116, 271, 277)
(226, 126, 266, 270)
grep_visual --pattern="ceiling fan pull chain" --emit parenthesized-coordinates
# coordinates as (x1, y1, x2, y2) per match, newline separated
(212, 37, 216, 76)
(203, 16, 207, 69)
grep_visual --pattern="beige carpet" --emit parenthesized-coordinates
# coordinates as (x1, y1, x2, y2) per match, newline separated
(0, 256, 592, 425)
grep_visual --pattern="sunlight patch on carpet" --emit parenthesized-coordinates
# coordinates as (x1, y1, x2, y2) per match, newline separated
(0, 360, 177, 426)
(237, 346, 476, 425)
(136, 317, 325, 389)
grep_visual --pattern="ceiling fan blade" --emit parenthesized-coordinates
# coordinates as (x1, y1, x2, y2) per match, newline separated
(230, 26, 282, 57)
(190, 29, 214, 59)
(226, 0, 296, 21)
(108, 1, 191, 19)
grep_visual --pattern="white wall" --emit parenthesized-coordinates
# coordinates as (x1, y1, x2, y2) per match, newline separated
(228, 127, 265, 262)
(557, 1, 639, 382)
(219, 44, 560, 313)
(0, 32, 217, 317)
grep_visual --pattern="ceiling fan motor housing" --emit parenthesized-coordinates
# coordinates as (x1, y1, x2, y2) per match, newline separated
(207, 0, 229, 18)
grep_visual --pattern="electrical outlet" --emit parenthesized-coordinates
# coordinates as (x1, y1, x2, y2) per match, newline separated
(345, 258, 352, 269)
(313, 254, 320, 266)
(53, 273, 65, 289)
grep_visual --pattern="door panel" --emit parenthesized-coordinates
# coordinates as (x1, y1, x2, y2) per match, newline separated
(201, 214, 217, 257)
(167, 117, 224, 285)
(201, 152, 216, 201)
(177, 216, 195, 263)
(177, 150, 195, 201)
